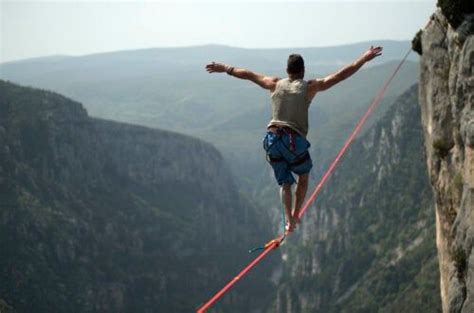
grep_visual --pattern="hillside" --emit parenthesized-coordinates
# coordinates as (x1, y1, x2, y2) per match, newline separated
(269, 85, 441, 312)
(0, 80, 275, 313)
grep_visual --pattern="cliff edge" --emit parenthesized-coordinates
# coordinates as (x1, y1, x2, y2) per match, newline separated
(417, 6, 474, 313)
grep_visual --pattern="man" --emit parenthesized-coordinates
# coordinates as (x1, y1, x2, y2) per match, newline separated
(205, 46, 383, 233)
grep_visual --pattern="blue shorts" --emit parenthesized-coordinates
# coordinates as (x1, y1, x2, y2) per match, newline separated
(263, 130, 313, 185)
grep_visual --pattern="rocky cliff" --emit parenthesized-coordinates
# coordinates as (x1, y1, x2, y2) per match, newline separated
(417, 6, 474, 313)
(269, 85, 440, 312)
(0, 80, 274, 312)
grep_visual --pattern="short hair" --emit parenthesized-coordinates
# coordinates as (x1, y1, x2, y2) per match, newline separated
(287, 54, 305, 75)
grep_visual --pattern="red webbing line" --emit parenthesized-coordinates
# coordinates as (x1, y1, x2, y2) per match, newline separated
(196, 48, 411, 313)
(196, 235, 282, 313)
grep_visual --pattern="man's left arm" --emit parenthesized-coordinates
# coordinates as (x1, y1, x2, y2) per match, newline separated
(306, 46, 383, 99)
(205, 62, 279, 91)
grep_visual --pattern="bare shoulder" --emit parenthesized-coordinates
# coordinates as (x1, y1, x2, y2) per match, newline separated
(307, 78, 323, 89)
(265, 76, 281, 92)
(306, 78, 323, 100)
(267, 76, 281, 84)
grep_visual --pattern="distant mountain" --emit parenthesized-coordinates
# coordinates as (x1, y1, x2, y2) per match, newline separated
(0, 80, 276, 313)
(0, 41, 415, 130)
(270, 85, 441, 312)
(0, 41, 420, 213)
(0, 40, 415, 75)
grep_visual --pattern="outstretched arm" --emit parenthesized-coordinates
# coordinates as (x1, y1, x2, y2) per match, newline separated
(307, 46, 383, 97)
(205, 62, 279, 91)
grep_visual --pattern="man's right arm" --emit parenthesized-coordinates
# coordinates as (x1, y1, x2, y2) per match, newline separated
(205, 62, 279, 91)
(306, 46, 383, 99)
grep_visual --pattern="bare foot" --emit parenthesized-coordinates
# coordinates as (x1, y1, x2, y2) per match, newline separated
(285, 218, 296, 234)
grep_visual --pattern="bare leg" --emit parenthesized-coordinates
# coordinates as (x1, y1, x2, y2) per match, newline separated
(293, 173, 309, 224)
(280, 184, 294, 233)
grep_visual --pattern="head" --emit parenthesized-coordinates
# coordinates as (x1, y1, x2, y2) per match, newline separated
(287, 54, 305, 79)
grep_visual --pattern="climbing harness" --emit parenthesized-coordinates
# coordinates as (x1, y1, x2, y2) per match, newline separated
(196, 47, 413, 313)
(264, 126, 310, 166)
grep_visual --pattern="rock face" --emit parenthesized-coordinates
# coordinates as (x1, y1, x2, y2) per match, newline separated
(418, 8, 474, 313)
(269, 85, 440, 312)
(0, 80, 274, 313)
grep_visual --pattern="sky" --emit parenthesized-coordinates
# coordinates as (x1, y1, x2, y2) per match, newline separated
(0, 0, 436, 63)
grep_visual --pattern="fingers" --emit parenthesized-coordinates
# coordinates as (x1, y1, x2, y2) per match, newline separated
(205, 62, 217, 73)
(367, 46, 383, 59)
(374, 47, 383, 57)
(205, 62, 215, 69)
(205, 61, 227, 74)
(372, 46, 383, 53)
(369, 46, 383, 52)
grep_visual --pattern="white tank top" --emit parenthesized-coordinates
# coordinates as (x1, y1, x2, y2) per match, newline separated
(267, 78, 312, 137)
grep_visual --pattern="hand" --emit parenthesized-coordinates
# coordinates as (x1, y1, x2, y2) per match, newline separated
(362, 46, 383, 62)
(205, 62, 228, 73)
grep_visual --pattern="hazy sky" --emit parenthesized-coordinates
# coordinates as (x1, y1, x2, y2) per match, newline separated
(1, 0, 436, 63)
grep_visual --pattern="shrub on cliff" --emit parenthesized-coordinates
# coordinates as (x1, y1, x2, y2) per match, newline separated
(438, 0, 474, 28)
(412, 29, 423, 55)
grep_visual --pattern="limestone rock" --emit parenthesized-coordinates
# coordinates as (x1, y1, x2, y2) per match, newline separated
(418, 8, 474, 313)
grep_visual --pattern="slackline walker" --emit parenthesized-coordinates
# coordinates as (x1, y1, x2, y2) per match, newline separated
(198, 47, 412, 313)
